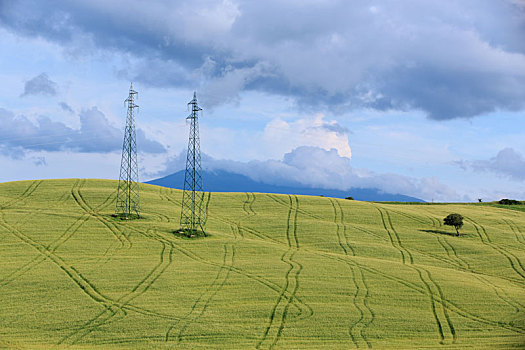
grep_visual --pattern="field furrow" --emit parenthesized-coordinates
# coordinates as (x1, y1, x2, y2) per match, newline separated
(1, 179, 524, 349)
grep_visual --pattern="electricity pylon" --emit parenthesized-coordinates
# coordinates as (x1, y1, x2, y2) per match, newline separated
(115, 83, 140, 219)
(180, 92, 206, 234)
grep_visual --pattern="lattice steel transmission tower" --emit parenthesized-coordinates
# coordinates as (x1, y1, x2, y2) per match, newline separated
(180, 92, 206, 234)
(115, 83, 141, 219)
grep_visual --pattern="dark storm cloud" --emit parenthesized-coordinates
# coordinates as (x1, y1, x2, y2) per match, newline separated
(0, 107, 166, 155)
(21, 73, 58, 97)
(460, 148, 525, 181)
(2, 0, 525, 119)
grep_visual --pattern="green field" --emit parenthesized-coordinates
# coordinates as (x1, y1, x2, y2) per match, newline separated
(0, 179, 524, 349)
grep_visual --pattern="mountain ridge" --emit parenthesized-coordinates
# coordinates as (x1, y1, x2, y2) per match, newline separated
(146, 169, 424, 202)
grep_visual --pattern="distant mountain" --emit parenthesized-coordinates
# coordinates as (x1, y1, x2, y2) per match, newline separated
(146, 169, 424, 202)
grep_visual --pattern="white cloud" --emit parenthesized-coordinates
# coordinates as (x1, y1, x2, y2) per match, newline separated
(155, 146, 459, 201)
(0, 106, 165, 155)
(459, 148, 525, 181)
(262, 114, 352, 158)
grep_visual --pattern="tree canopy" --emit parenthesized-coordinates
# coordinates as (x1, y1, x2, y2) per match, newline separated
(444, 213, 464, 236)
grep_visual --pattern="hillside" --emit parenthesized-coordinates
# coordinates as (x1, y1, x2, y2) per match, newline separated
(0, 179, 524, 349)
(147, 169, 424, 202)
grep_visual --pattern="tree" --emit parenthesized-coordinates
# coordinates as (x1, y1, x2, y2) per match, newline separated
(443, 213, 463, 236)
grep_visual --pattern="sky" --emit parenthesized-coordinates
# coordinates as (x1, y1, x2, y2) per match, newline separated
(0, 0, 524, 202)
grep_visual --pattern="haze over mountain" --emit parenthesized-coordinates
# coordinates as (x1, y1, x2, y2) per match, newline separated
(147, 169, 424, 202)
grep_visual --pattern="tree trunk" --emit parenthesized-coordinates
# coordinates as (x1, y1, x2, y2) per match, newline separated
(455, 226, 459, 236)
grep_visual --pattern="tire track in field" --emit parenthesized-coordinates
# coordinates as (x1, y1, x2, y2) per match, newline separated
(61, 235, 175, 345)
(205, 192, 211, 218)
(243, 192, 256, 216)
(0, 214, 124, 327)
(228, 222, 244, 239)
(78, 180, 132, 249)
(0, 180, 115, 289)
(0, 180, 42, 210)
(374, 205, 456, 345)
(350, 214, 458, 274)
(160, 192, 311, 319)
(329, 198, 373, 348)
(165, 243, 235, 342)
(129, 224, 311, 319)
(248, 193, 256, 216)
(425, 214, 472, 271)
(45, 179, 78, 209)
(156, 187, 177, 222)
(202, 211, 281, 245)
(424, 213, 525, 298)
(267, 194, 324, 221)
(503, 219, 525, 247)
(465, 216, 525, 280)
(257, 195, 310, 349)
(164, 191, 281, 244)
(388, 208, 429, 226)
(71, 179, 131, 249)
(0, 212, 90, 289)
(318, 250, 525, 336)
(474, 274, 523, 315)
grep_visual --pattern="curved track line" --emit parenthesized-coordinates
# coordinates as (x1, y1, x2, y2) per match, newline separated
(62, 237, 175, 344)
(373, 205, 456, 344)
(128, 224, 311, 318)
(0, 215, 124, 327)
(503, 219, 525, 247)
(422, 214, 525, 288)
(242, 192, 255, 216)
(165, 243, 235, 342)
(0, 180, 115, 289)
(330, 198, 373, 348)
(465, 217, 525, 280)
(0, 180, 42, 210)
(320, 250, 525, 336)
(0, 212, 90, 289)
(71, 180, 131, 249)
(267, 194, 324, 221)
(249, 193, 257, 216)
(257, 195, 311, 350)
(205, 192, 211, 218)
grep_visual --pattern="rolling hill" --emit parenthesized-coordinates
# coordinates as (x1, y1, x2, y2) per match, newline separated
(147, 170, 424, 202)
(0, 179, 524, 349)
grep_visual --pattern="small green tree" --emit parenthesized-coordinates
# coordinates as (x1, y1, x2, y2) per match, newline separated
(444, 213, 464, 236)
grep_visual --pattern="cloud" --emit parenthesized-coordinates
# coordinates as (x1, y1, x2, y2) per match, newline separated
(261, 114, 352, 158)
(2, 1, 524, 119)
(21, 73, 58, 97)
(155, 146, 458, 201)
(0, 107, 166, 155)
(459, 148, 525, 181)
(59, 102, 74, 113)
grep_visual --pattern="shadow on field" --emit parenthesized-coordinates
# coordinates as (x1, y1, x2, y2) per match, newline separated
(419, 229, 460, 237)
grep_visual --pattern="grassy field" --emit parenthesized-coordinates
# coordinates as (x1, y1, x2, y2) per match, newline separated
(0, 179, 524, 349)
